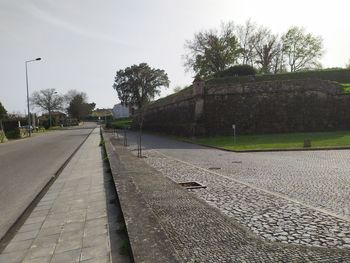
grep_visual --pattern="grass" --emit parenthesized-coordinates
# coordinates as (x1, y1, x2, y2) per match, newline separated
(340, 83, 350, 93)
(192, 131, 350, 151)
(109, 118, 132, 129)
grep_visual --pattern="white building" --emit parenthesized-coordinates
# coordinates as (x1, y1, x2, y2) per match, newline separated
(112, 103, 130, 119)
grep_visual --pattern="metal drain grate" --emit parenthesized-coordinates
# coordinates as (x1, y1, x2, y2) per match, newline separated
(178, 182, 207, 190)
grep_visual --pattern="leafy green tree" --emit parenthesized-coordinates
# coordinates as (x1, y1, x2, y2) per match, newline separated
(282, 27, 323, 72)
(113, 63, 169, 157)
(0, 101, 7, 121)
(67, 94, 95, 121)
(30, 89, 63, 127)
(184, 22, 241, 77)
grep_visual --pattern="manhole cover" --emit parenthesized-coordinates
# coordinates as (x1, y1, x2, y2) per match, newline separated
(178, 182, 207, 190)
(208, 167, 221, 170)
(232, 161, 242, 164)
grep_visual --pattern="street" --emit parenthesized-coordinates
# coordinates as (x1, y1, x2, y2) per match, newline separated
(0, 123, 96, 240)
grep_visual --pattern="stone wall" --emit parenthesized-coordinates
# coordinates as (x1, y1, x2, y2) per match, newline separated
(140, 78, 350, 136)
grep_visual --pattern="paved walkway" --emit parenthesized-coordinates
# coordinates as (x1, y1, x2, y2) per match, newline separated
(0, 128, 123, 263)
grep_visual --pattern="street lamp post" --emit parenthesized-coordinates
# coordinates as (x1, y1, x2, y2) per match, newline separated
(25, 57, 41, 136)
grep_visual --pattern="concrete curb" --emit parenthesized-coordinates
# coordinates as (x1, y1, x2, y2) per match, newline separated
(103, 131, 182, 263)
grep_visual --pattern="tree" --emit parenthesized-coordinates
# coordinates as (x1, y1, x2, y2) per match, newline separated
(0, 102, 7, 121)
(113, 63, 169, 157)
(30, 89, 63, 127)
(346, 59, 350, 69)
(282, 27, 323, 72)
(235, 19, 257, 65)
(253, 27, 282, 73)
(183, 22, 241, 77)
(67, 94, 95, 120)
(64, 90, 88, 107)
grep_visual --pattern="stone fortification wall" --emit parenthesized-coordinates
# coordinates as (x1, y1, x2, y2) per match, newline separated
(140, 78, 350, 136)
(142, 86, 197, 136)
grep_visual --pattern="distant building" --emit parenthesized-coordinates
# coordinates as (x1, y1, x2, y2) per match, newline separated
(112, 103, 130, 119)
(91, 108, 113, 117)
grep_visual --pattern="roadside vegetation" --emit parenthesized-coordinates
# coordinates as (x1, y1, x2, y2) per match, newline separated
(108, 118, 132, 129)
(191, 131, 350, 151)
(340, 83, 350, 94)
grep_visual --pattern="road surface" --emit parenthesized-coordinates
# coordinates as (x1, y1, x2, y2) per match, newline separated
(0, 123, 96, 240)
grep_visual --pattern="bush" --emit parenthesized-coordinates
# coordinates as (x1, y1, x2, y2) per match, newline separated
(5, 128, 21, 139)
(214, 65, 257, 78)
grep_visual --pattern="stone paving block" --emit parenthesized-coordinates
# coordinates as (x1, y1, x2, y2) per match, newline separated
(54, 235, 82, 254)
(2, 239, 33, 253)
(18, 222, 43, 233)
(83, 234, 109, 248)
(36, 226, 62, 237)
(80, 245, 110, 261)
(21, 256, 51, 263)
(84, 224, 108, 237)
(31, 234, 60, 248)
(50, 248, 81, 263)
(61, 222, 85, 233)
(25, 244, 55, 259)
(11, 229, 39, 242)
(0, 250, 27, 263)
(32, 205, 51, 212)
(24, 216, 46, 225)
(80, 256, 110, 263)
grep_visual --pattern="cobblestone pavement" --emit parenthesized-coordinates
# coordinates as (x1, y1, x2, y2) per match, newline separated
(0, 129, 128, 263)
(108, 138, 350, 262)
(121, 132, 350, 250)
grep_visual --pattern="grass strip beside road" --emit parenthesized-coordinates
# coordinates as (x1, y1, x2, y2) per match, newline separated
(191, 131, 350, 151)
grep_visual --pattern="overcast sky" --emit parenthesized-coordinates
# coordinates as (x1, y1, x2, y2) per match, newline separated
(1, 0, 350, 113)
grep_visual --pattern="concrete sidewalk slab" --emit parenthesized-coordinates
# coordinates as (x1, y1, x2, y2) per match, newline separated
(0, 128, 126, 263)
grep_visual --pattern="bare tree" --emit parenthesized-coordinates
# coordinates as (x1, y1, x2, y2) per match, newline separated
(253, 27, 282, 73)
(346, 59, 350, 69)
(31, 89, 63, 127)
(235, 19, 257, 65)
(282, 26, 324, 72)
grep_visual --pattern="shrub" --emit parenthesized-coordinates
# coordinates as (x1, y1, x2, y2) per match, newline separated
(0, 130, 7, 143)
(214, 65, 257, 78)
(5, 128, 21, 139)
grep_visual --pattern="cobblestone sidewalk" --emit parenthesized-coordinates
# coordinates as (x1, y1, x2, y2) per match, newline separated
(107, 137, 350, 262)
(0, 129, 121, 263)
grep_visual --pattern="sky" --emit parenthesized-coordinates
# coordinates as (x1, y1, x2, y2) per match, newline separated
(1, 0, 350, 114)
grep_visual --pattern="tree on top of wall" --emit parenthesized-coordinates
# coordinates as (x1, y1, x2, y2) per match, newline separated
(183, 22, 241, 77)
(282, 27, 324, 72)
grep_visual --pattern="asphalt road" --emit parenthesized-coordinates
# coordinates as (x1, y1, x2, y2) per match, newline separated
(0, 123, 97, 240)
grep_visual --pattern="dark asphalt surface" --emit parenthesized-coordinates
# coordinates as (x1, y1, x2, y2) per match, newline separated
(0, 123, 97, 239)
